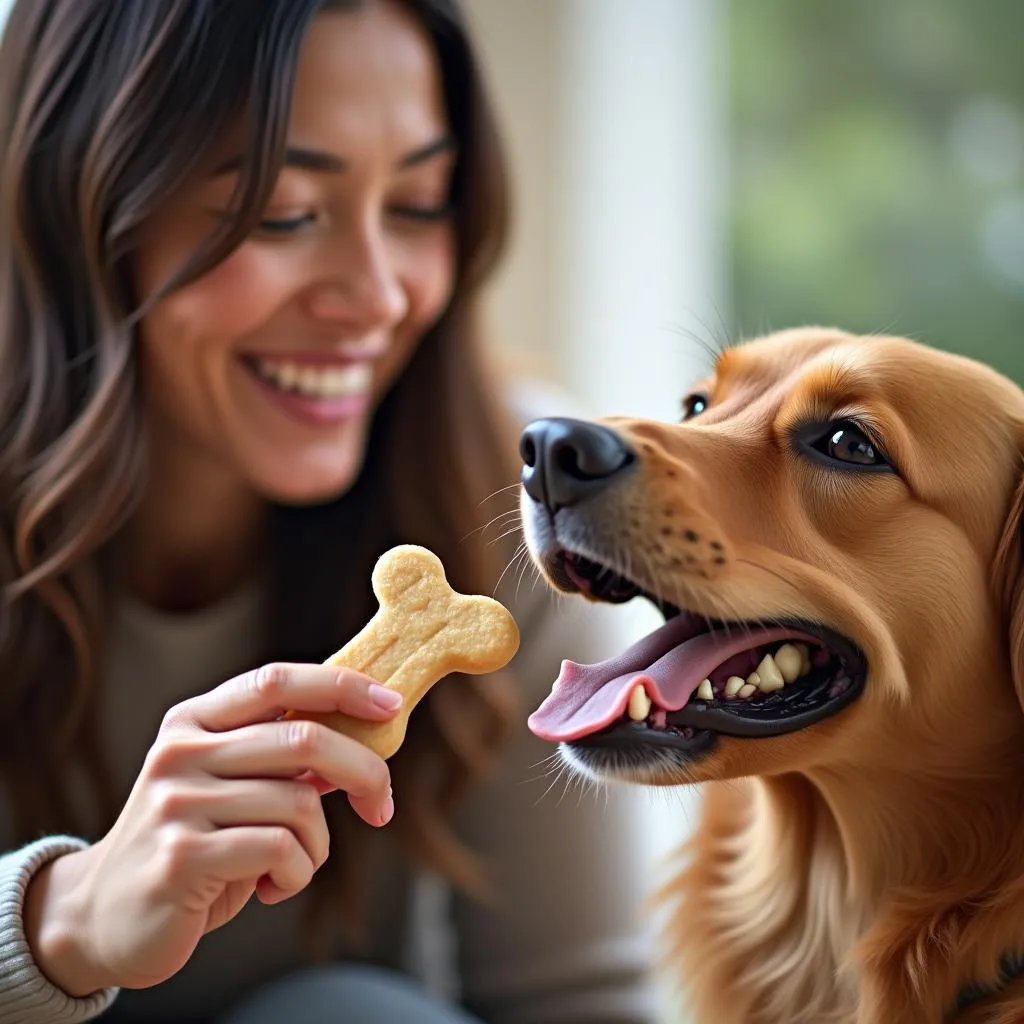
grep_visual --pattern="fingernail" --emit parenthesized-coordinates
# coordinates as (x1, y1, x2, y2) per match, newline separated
(379, 793, 395, 826)
(369, 684, 402, 711)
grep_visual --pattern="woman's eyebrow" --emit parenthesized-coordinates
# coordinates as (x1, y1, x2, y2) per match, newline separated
(209, 134, 456, 178)
(397, 134, 455, 168)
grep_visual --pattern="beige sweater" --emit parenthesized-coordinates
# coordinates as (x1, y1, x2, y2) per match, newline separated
(0, 577, 658, 1023)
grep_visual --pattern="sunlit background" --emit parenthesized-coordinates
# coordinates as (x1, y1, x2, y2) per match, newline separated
(3, 0, 1022, 1018)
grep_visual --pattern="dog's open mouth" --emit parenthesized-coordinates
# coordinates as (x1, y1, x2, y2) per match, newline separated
(528, 550, 867, 756)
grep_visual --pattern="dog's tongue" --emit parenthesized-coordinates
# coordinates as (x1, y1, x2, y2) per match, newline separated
(528, 615, 801, 742)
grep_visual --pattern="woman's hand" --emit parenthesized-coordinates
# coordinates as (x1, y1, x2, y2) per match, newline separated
(23, 662, 401, 996)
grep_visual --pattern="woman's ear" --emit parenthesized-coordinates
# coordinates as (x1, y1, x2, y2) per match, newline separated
(994, 469, 1024, 710)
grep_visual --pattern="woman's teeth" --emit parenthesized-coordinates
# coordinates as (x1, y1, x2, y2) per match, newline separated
(253, 358, 372, 399)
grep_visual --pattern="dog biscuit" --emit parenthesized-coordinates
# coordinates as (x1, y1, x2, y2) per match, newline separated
(290, 545, 520, 760)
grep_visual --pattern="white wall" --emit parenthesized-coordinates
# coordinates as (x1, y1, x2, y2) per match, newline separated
(467, 0, 726, 420)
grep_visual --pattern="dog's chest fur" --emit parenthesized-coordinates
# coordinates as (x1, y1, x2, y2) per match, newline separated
(666, 776, 866, 1024)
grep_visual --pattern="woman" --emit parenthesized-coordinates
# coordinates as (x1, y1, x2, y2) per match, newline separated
(0, 1, 654, 1022)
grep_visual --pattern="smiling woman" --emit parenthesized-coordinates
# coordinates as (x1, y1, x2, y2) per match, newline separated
(0, 1, 653, 1023)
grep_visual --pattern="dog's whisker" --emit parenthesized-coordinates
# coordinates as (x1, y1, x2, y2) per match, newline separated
(553, 764, 580, 808)
(667, 314, 732, 372)
(477, 508, 522, 532)
(668, 324, 719, 369)
(476, 482, 523, 508)
(672, 305, 737, 364)
(461, 507, 522, 546)
(481, 508, 523, 528)
(708, 301, 737, 356)
(522, 752, 564, 782)
(535, 764, 570, 808)
(486, 524, 523, 546)
(543, 755, 579, 802)
(514, 544, 536, 604)
(488, 524, 525, 548)
(493, 542, 529, 597)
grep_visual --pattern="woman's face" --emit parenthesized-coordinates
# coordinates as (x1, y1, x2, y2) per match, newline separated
(135, 1, 456, 505)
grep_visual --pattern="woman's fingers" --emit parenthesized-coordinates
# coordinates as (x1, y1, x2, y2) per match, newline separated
(194, 826, 315, 898)
(348, 787, 395, 829)
(196, 779, 331, 869)
(195, 719, 392, 826)
(174, 662, 402, 733)
(295, 771, 338, 796)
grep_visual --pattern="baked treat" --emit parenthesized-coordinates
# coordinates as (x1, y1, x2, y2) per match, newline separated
(292, 545, 520, 759)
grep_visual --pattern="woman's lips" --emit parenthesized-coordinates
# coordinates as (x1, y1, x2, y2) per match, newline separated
(240, 354, 373, 427)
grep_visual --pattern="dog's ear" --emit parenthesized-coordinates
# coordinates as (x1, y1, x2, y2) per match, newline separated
(994, 467, 1024, 708)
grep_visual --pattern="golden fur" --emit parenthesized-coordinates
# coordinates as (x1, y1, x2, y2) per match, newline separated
(527, 328, 1024, 1023)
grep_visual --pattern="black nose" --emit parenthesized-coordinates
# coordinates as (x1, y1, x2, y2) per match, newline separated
(519, 417, 636, 513)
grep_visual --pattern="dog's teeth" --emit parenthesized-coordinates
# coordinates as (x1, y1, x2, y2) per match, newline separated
(755, 654, 785, 692)
(627, 683, 652, 721)
(797, 642, 812, 676)
(697, 679, 714, 701)
(773, 644, 803, 684)
(746, 670, 761, 688)
(738, 683, 757, 699)
(725, 675, 746, 698)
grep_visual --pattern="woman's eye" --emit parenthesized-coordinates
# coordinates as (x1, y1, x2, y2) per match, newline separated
(682, 393, 709, 420)
(257, 213, 317, 235)
(806, 421, 891, 470)
(388, 203, 453, 224)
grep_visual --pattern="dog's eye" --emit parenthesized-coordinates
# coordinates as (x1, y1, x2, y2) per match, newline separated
(682, 393, 709, 420)
(808, 421, 890, 470)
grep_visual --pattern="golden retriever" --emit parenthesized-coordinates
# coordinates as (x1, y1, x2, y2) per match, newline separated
(518, 328, 1024, 1023)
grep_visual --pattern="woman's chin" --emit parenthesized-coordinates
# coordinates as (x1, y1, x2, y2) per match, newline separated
(248, 445, 367, 508)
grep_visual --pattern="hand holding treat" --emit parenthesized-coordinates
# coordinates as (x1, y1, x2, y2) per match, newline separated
(18, 547, 518, 998)
(289, 544, 520, 759)
(24, 663, 402, 995)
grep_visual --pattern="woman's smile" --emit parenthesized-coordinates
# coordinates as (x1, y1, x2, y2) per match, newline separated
(239, 351, 376, 427)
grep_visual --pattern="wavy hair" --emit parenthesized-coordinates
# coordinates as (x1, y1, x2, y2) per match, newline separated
(0, 0, 518, 948)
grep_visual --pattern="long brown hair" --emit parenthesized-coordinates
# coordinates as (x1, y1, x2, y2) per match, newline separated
(0, 0, 519, 945)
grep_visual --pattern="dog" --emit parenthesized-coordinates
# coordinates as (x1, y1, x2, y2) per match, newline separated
(518, 327, 1024, 1023)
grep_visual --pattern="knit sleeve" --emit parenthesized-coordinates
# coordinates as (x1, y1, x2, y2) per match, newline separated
(0, 838, 118, 1024)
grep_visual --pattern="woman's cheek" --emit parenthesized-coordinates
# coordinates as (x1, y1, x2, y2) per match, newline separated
(162, 244, 291, 347)
(405, 231, 456, 327)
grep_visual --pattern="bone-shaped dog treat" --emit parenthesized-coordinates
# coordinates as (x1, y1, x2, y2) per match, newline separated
(290, 545, 520, 760)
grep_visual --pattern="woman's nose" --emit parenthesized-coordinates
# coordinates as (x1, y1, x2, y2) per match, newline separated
(307, 227, 409, 329)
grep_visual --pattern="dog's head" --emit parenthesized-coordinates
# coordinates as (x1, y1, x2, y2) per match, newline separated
(520, 328, 1024, 785)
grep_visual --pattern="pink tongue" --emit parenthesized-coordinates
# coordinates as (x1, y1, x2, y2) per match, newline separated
(527, 615, 817, 742)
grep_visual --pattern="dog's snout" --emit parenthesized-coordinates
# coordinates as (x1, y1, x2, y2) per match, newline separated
(519, 417, 636, 513)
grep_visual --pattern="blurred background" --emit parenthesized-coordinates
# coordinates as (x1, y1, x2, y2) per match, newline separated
(466, 0, 1024, 414)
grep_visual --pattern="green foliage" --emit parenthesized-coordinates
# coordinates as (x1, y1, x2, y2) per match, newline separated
(729, 0, 1024, 379)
